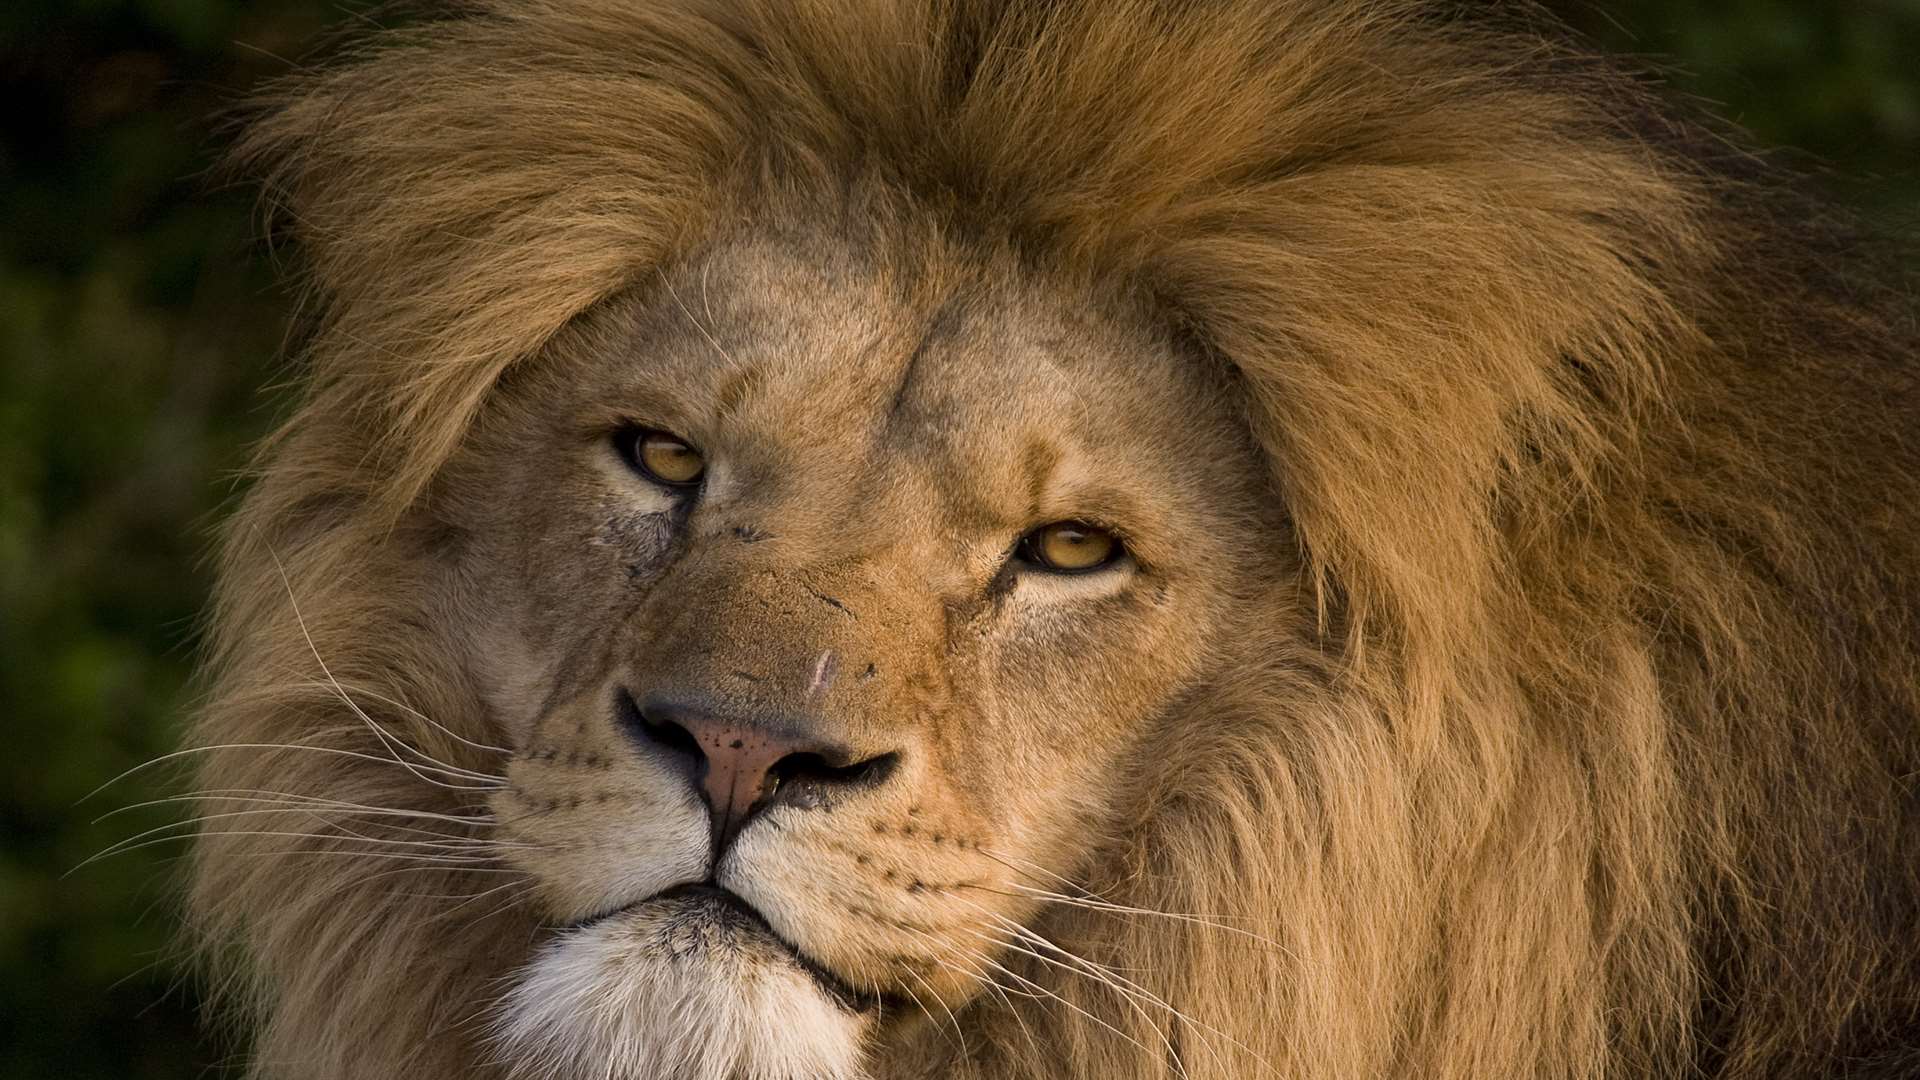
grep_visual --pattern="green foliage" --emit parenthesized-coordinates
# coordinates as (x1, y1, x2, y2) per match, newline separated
(0, 1, 1914, 1076)
(1556, 0, 1920, 216)
(1, 2, 341, 1074)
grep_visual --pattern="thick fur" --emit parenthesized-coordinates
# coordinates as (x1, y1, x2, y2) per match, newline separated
(189, 2, 1920, 1078)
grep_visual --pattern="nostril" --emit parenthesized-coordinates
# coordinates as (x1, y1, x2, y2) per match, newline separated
(615, 688, 701, 766)
(770, 748, 899, 792)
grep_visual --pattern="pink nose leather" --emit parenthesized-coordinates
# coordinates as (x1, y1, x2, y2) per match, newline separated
(687, 722, 812, 855)
(619, 691, 900, 857)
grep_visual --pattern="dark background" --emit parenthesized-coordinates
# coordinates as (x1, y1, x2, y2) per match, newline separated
(2, 1, 1916, 1076)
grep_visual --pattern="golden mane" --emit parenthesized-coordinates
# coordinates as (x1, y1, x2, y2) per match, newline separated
(193, 1, 1920, 1077)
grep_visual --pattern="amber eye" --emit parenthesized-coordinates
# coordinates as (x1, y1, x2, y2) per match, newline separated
(618, 427, 706, 488)
(1018, 521, 1124, 574)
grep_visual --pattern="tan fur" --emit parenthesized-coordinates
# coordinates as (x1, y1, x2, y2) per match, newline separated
(189, 2, 1920, 1078)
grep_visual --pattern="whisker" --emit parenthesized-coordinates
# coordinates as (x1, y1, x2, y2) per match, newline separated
(892, 924, 1042, 1061)
(949, 945, 1044, 1061)
(207, 847, 530, 868)
(299, 681, 508, 784)
(659, 267, 737, 367)
(298, 861, 535, 914)
(73, 829, 514, 875)
(95, 790, 497, 830)
(900, 967, 970, 1058)
(938, 930, 1162, 1064)
(302, 678, 513, 756)
(294, 804, 524, 849)
(973, 846, 1285, 949)
(973, 879, 1291, 953)
(83, 806, 520, 870)
(942, 901, 1196, 1077)
(79, 742, 503, 806)
(962, 919, 1201, 1079)
(957, 897, 1273, 1076)
(279, 676, 512, 781)
(974, 846, 1236, 928)
(267, 545, 508, 789)
(216, 860, 537, 948)
(974, 846, 1086, 894)
(422, 878, 542, 926)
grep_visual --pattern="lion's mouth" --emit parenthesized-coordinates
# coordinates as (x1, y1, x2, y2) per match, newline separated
(561, 883, 884, 1013)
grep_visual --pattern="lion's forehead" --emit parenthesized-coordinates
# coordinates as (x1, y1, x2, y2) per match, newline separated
(558, 232, 1241, 541)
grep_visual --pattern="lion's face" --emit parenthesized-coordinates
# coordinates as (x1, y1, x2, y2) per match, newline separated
(439, 229, 1289, 1078)
(191, 0, 1920, 1075)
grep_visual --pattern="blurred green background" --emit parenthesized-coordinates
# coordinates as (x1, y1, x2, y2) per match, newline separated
(1, 1, 1915, 1075)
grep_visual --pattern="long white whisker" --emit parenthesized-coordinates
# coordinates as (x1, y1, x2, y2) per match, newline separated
(299, 811, 532, 850)
(900, 966, 970, 1058)
(945, 901, 1196, 1077)
(974, 846, 1283, 945)
(79, 743, 502, 806)
(95, 789, 497, 829)
(86, 814, 517, 864)
(298, 811, 548, 869)
(980, 880, 1290, 953)
(81, 807, 523, 871)
(267, 545, 507, 789)
(74, 830, 513, 873)
(963, 923, 1194, 1080)
(940, 929, 1162, 1064)
(269, 670, 511, 776)
(974, 846, 1088, 895)
(958, 897, 1273, 1076)
(893, 924, 1042, 1060)
(214, 846, 525, 867)
(283, 678, 514, 782)
(423, 879, 541, 926)
(305, 678, 513, 756)
(659, 268, 736, 367)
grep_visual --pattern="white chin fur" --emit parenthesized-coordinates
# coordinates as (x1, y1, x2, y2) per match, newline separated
(493, 899, 869, 1080)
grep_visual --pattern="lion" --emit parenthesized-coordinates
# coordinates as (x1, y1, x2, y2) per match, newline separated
(183, 1, 1920, 1077)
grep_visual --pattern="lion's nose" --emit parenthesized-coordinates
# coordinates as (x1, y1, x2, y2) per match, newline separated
(617, 691, 900, 856)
